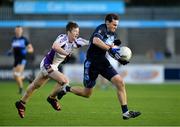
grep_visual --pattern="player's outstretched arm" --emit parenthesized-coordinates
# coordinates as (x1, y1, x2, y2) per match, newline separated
(92, 37, 112, 51)
(52, 42, 69, 56)
(75, 38, 89, 48)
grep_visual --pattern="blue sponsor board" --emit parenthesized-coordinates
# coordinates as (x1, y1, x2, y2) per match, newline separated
(1, 20, 180, 28)
(14, 0, 125, 14)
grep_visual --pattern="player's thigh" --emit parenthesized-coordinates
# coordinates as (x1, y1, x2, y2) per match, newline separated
(13, 64, 25, 72)
(33, 71, 49, 87)
(17, 64, 25, 72)
(48, 70, 69, 84)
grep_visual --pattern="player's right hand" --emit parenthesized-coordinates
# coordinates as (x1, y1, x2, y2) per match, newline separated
(108, 47, 120, 59)
(108, 48, 129, 65)
(6, 50, 12, 56)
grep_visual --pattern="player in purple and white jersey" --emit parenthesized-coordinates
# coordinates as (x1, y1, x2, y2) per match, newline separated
(15, 22, 89, 118)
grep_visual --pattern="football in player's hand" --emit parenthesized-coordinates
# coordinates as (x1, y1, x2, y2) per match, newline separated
(118, 46, 132, 62)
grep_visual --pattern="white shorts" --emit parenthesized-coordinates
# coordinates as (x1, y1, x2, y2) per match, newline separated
(106, 54, 119, 70)
(40, 58, 59, 76)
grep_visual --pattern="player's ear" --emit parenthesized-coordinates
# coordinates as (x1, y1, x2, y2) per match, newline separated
(106, 21, 110, 26)
(67, 31, 71, 35)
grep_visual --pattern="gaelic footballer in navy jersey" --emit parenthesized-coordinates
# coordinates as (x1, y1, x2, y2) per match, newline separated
(10, 26, 34, 94)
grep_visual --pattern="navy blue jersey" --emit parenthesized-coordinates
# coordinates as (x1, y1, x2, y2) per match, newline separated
(86, 24, 118, 59)
(83, 24, 119, 88)
(11, 36, 29, 57)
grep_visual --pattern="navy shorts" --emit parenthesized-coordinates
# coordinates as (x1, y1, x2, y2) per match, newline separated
(83, 58, 118, 88)
(14, 56, 27, 67)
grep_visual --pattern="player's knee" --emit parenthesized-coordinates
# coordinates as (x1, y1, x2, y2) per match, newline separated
(59, 79, 69, 86)
(117, 78, 125, 89)
(33, 82, 41, 89)
(83, 89, 92, 98)
(112, 75, 125, 88)
(14, 71, 22, 77)
(118, 78, 124, 86)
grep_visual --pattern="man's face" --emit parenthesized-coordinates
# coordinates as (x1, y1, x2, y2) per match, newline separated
(68, 27, 79, 41)
(106, 19, 119, 32)
(15, 27, 23, 37)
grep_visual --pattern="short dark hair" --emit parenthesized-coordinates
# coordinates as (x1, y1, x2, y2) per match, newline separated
(15, 25, 22, 28)
(105, 13, 119, 22)
(66, 22, 79, 32)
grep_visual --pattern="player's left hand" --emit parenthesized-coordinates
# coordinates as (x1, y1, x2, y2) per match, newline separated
(118, 59, 129, 65)
(62, 53, 71, 64)
(113, 39, 121, 46)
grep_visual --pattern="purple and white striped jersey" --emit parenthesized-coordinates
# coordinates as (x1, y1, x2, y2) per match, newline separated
(42, 34, 88, 70)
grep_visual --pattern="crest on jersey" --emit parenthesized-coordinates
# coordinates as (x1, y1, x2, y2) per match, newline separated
(98, 30, 102, 34)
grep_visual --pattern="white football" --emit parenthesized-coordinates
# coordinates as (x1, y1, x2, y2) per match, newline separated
(118, 46, 132, 61)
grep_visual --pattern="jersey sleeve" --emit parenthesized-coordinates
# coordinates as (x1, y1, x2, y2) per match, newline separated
(24, 37, 30, 46)
(93, 25, 106, 40)
(74, 38, 89, 48)
(54, 34, 66, 47)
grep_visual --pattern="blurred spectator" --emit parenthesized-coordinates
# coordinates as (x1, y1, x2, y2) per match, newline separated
(146, 49, 155, 60)
(79, 50, 86, 64)
(146, 49, 164, 61)
(164, 47, 172, 58)
(154, 50, 164, 61)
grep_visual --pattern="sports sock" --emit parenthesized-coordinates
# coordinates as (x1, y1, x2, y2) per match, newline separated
(20, 100, 26, 104)
(121, 105, 128, 113)
(65, 85, 71, 92)
(19, 87, 23, 94)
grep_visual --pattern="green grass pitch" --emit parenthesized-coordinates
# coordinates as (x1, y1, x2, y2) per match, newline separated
(0, 81, 180, 126)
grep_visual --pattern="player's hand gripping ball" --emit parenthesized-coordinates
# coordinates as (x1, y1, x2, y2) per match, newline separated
(108, 46, 132, 65)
